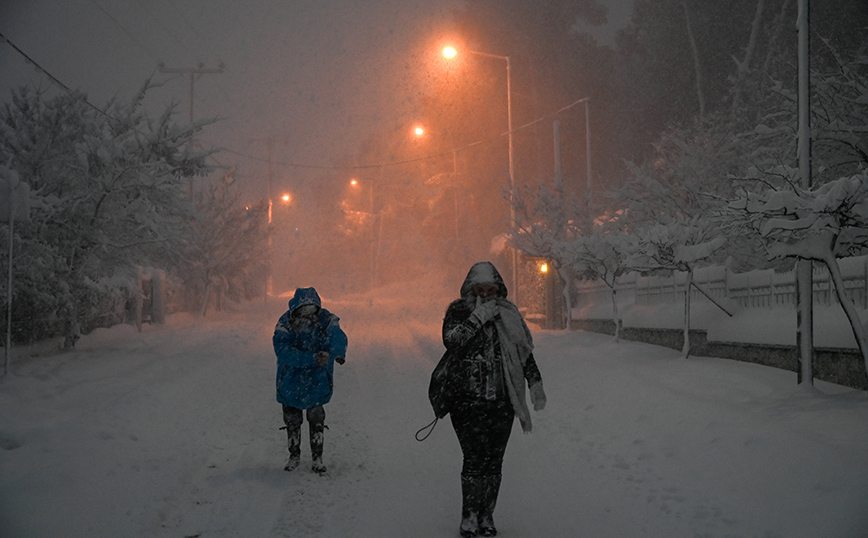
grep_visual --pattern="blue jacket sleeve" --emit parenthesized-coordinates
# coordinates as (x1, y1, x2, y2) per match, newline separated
(326, 315, 348, 362)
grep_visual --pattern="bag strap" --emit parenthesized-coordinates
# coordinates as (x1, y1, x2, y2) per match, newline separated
(414, 416, 439, 442)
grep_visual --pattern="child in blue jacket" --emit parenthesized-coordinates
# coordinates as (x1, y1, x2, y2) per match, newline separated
(273, 287, 347, 473)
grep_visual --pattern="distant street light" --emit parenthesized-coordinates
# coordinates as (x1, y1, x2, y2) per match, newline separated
(267, 189, 293, 298)
(350, 177, 376, 302)
(442, 45, 518, 303)
(414, 123, 461, 252)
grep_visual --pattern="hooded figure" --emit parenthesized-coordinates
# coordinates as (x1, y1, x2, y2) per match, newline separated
(441, 262, 546, 537)
(273, 287, 347, 473)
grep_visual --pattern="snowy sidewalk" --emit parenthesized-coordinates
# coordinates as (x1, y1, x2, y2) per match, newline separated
(2, 296, 867, 537)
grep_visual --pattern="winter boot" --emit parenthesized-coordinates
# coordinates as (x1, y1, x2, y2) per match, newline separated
(460, 475, 483, 537)
(478, 474, 502, 536)
(310, 420, 327, 474)
(284, 426, 301, 472)
(284, 455, 300, 472)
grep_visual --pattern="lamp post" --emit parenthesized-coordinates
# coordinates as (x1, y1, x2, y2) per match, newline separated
(414, 124, 460, 252)
(267, 191, 293, 299)
(584, 98, 592, 213)
(443, 46, 518, 304)
(350, 178, 376, 302)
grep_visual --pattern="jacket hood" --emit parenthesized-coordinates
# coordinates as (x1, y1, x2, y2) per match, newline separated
(459, 261, 508, 299)
(288, 287, 322, 313)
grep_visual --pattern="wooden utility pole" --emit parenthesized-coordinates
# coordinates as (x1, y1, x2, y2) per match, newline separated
(248, 136, 292, 304)
(158, 63, 224, 199)
(157, 62, 224, 124)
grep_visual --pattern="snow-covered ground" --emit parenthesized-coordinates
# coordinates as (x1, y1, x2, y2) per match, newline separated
(2, 284, 868, 538)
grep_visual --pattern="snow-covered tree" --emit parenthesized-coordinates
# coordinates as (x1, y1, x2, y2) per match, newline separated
(625, 220, 726, 357)
(0, 84, 211, 344)
(614, 128, 732, 356)
(182, 173, 269, 316)
(555, 229, 631, 342)
(508, 181, 586, 329)
(731, 174, 868, 384)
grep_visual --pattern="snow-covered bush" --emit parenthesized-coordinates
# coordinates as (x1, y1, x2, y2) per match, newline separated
(0, 84, 212, 345)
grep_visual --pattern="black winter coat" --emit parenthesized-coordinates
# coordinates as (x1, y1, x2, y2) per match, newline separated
(442, 297, 542, 404)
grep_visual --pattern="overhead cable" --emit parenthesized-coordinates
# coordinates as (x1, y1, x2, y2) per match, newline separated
(209, 96, 591, 171)
(88, 0, 160, 62)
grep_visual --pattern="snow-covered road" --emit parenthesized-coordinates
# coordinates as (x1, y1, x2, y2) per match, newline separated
(2, 290, 867, 537)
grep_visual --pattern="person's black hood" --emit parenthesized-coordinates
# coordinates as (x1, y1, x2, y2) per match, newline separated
(459, 261, 508, 299)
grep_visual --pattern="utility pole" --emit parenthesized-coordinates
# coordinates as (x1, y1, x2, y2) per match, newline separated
(796, 0, 814, 386)
(249, 136, 291, 304)
(158, 63, 224, 199)
(158, 62, 224, 124)
(584, 98, 592, 214)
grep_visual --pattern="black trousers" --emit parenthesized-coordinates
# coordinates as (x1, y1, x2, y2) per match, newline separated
(450, 399, 514, 477)
(282, 405, 325, 459)
(282, 405, 325, 429)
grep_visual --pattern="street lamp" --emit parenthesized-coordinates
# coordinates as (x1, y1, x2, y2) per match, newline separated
(350, 178, 376, 303)
(442, 45, 518, 303)
(267, 190, 293, 299)
(415, 123, 461, 252)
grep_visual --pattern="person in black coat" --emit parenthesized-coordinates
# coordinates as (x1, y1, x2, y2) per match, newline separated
(441, 261, 546, 537)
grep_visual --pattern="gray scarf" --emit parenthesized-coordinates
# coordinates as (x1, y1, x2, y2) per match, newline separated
(494, 297, 534, 432)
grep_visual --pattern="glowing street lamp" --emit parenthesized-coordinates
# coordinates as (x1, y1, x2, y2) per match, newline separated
(442, 44, 518, 303)
(350, 178, 376, 301)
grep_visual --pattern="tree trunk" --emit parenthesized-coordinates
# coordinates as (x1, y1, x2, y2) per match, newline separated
(681, 0, 706, 119)
(201, 279, 212, 318)
(732, 0, 766, 114)
(824, 253, 868, 389)
(610, 285, 621, 343)
(558, 265, 573, 330)
(682, 269, 693, 358)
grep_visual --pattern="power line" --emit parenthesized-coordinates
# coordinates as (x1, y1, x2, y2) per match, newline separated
(88, 0, 160, 62)
(2, 28, 587, 176)
(133, 0, 197, 61)
(209, 96, 591, 171)
(159, 0, 224, 64)
(0, 30, 113, 118)
(0, 31, 73, 94)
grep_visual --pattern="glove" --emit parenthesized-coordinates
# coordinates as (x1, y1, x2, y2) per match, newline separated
(469, 300, 499, 326)
(315, 351, 329, 366)
(335, 356, 345, 365)
(530, 382, 547, 411)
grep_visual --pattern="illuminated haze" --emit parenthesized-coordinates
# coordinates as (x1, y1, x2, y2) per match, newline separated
(0, 0, 633, 298)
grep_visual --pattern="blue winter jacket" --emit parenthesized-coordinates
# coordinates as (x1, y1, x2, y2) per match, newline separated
(273, 287, 348, 408)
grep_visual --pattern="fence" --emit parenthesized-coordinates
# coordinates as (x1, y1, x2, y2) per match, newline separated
(572, 255, 868, 311)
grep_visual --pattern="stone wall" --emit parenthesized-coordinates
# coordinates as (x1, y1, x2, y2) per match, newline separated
(571, 319, 867, 391)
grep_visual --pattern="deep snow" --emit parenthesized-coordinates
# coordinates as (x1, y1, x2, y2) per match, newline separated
(2, 285, 868, 538)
